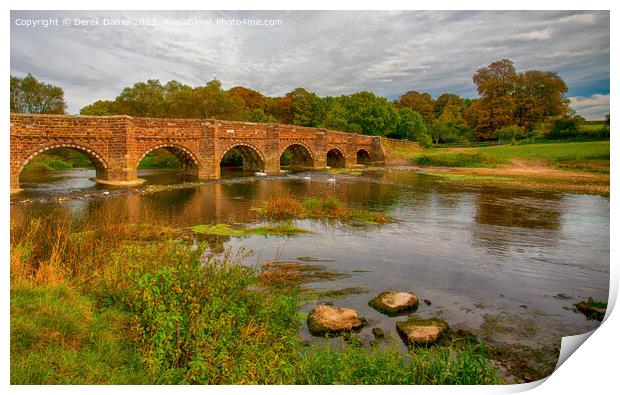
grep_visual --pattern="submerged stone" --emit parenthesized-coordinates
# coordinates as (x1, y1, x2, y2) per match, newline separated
(307, 304, 364, 336)
(395, 317, 449, 346)
(369, 291, 419, 316)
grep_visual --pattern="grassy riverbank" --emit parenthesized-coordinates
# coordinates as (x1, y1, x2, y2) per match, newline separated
(10, 206, 499, 384)
(391, 141, 610, 195)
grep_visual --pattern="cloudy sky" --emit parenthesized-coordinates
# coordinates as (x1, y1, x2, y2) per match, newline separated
(11, 10, 610, 119)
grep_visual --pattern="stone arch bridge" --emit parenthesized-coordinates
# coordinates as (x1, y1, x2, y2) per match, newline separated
(10, 113, 386, 192)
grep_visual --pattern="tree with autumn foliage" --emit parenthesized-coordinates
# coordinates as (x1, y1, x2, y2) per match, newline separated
(469, 59, 569, 139)
(228, 86, 267, 111)
(394, 90, 435, 124)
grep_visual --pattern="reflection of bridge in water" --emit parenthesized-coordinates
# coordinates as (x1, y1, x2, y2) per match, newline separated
(118, 175, 403, 226)
(10, 113, 387, 192)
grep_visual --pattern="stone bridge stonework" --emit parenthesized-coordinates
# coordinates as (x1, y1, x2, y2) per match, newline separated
(10, 113, 386, 192)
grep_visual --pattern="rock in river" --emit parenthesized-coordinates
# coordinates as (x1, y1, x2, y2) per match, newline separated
(307, 305, 364, 336)
(395, 317, 449, 346)
(369, 291, 419, 316)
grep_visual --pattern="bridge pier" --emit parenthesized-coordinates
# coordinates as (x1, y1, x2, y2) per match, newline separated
(265, 156, 280, 176)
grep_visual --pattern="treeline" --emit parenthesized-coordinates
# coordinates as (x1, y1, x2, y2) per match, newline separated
(11, 59, 609, 145)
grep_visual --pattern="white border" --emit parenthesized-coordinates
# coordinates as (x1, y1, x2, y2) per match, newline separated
(3, 2, 617, 395)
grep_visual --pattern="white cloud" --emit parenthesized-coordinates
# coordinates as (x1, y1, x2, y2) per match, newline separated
(514, 27, 552, 41)
(569, 94, 610, 120)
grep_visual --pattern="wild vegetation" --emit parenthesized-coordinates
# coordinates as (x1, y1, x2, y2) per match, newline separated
(10, 203, 499, 384)
(254, 196, 390, 224)
(191, 222, 311, 237)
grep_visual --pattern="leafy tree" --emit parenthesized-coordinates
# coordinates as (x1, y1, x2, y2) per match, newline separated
(417, 133, 433, 148)
(248, 108, 277, 123)
(394, 90, 435, 124)
(345, 92, 399, 136)
(10, 73, 66, 114)
(115, 79, 166, 117)
(228, 86, 267, 111)
(164, 81, 203, 118)
(433, 93, 463, 119)
(197, 80, 246, 120)
(429, 122, 452, 144)
(287, 88, 323, 127)
(269, 96, 294, 125)
(473, 59, 517, 99)
(514, 70, 568, 130)
(471, 59, 569, 139)
(322, 102, 349, 131)
(493, 124, 527, 143)
(393, 108, 426, 140)
(80, 100, 115, 116)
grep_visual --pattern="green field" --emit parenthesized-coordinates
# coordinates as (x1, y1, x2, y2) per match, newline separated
(407, 141, 610, 173)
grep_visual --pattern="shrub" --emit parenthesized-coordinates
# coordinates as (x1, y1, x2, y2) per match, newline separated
(417, 133, 433, 148)
(493, 125, 527, 142)
(547, 117, 580, 139)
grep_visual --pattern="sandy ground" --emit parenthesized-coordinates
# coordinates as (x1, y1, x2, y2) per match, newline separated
(439, 159, 607, 180)
(387, 158, 609, 196)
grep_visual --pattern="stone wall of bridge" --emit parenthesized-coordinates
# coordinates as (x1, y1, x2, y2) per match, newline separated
(10, 113, 386, 191)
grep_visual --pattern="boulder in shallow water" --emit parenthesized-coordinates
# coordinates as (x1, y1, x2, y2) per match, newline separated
(369, 291, 419, 316)
(395, 317, 449, 346)
(307, 305, 364, 336)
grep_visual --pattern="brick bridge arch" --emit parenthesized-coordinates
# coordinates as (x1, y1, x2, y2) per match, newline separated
(19, 142, 110, 179)
(135, 143, 201, 175)
(10, 114, 387, 192)
(326, 147, 347, 168)
(217, 142, 266, 176)
(279, 142, 315, 168)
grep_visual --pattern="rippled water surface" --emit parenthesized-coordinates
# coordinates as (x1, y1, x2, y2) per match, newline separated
(12, 168, 609, 351)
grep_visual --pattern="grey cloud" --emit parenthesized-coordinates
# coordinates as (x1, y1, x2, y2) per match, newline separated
(569, 94, 610, 120)
(10, 10, 609, 116)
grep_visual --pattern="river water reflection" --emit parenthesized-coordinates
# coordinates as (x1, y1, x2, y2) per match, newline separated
(12, 168, 609, 356)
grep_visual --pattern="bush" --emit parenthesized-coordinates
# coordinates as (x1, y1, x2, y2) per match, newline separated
(547, 117, 580, 139)
(493, 125, 527, 142)
(417, 133, 433, 148)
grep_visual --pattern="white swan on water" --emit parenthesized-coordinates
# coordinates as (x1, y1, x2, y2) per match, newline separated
(302, 175, 311, 180)
(255, 171, 267, 176)
(327, 176, 336, 183)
